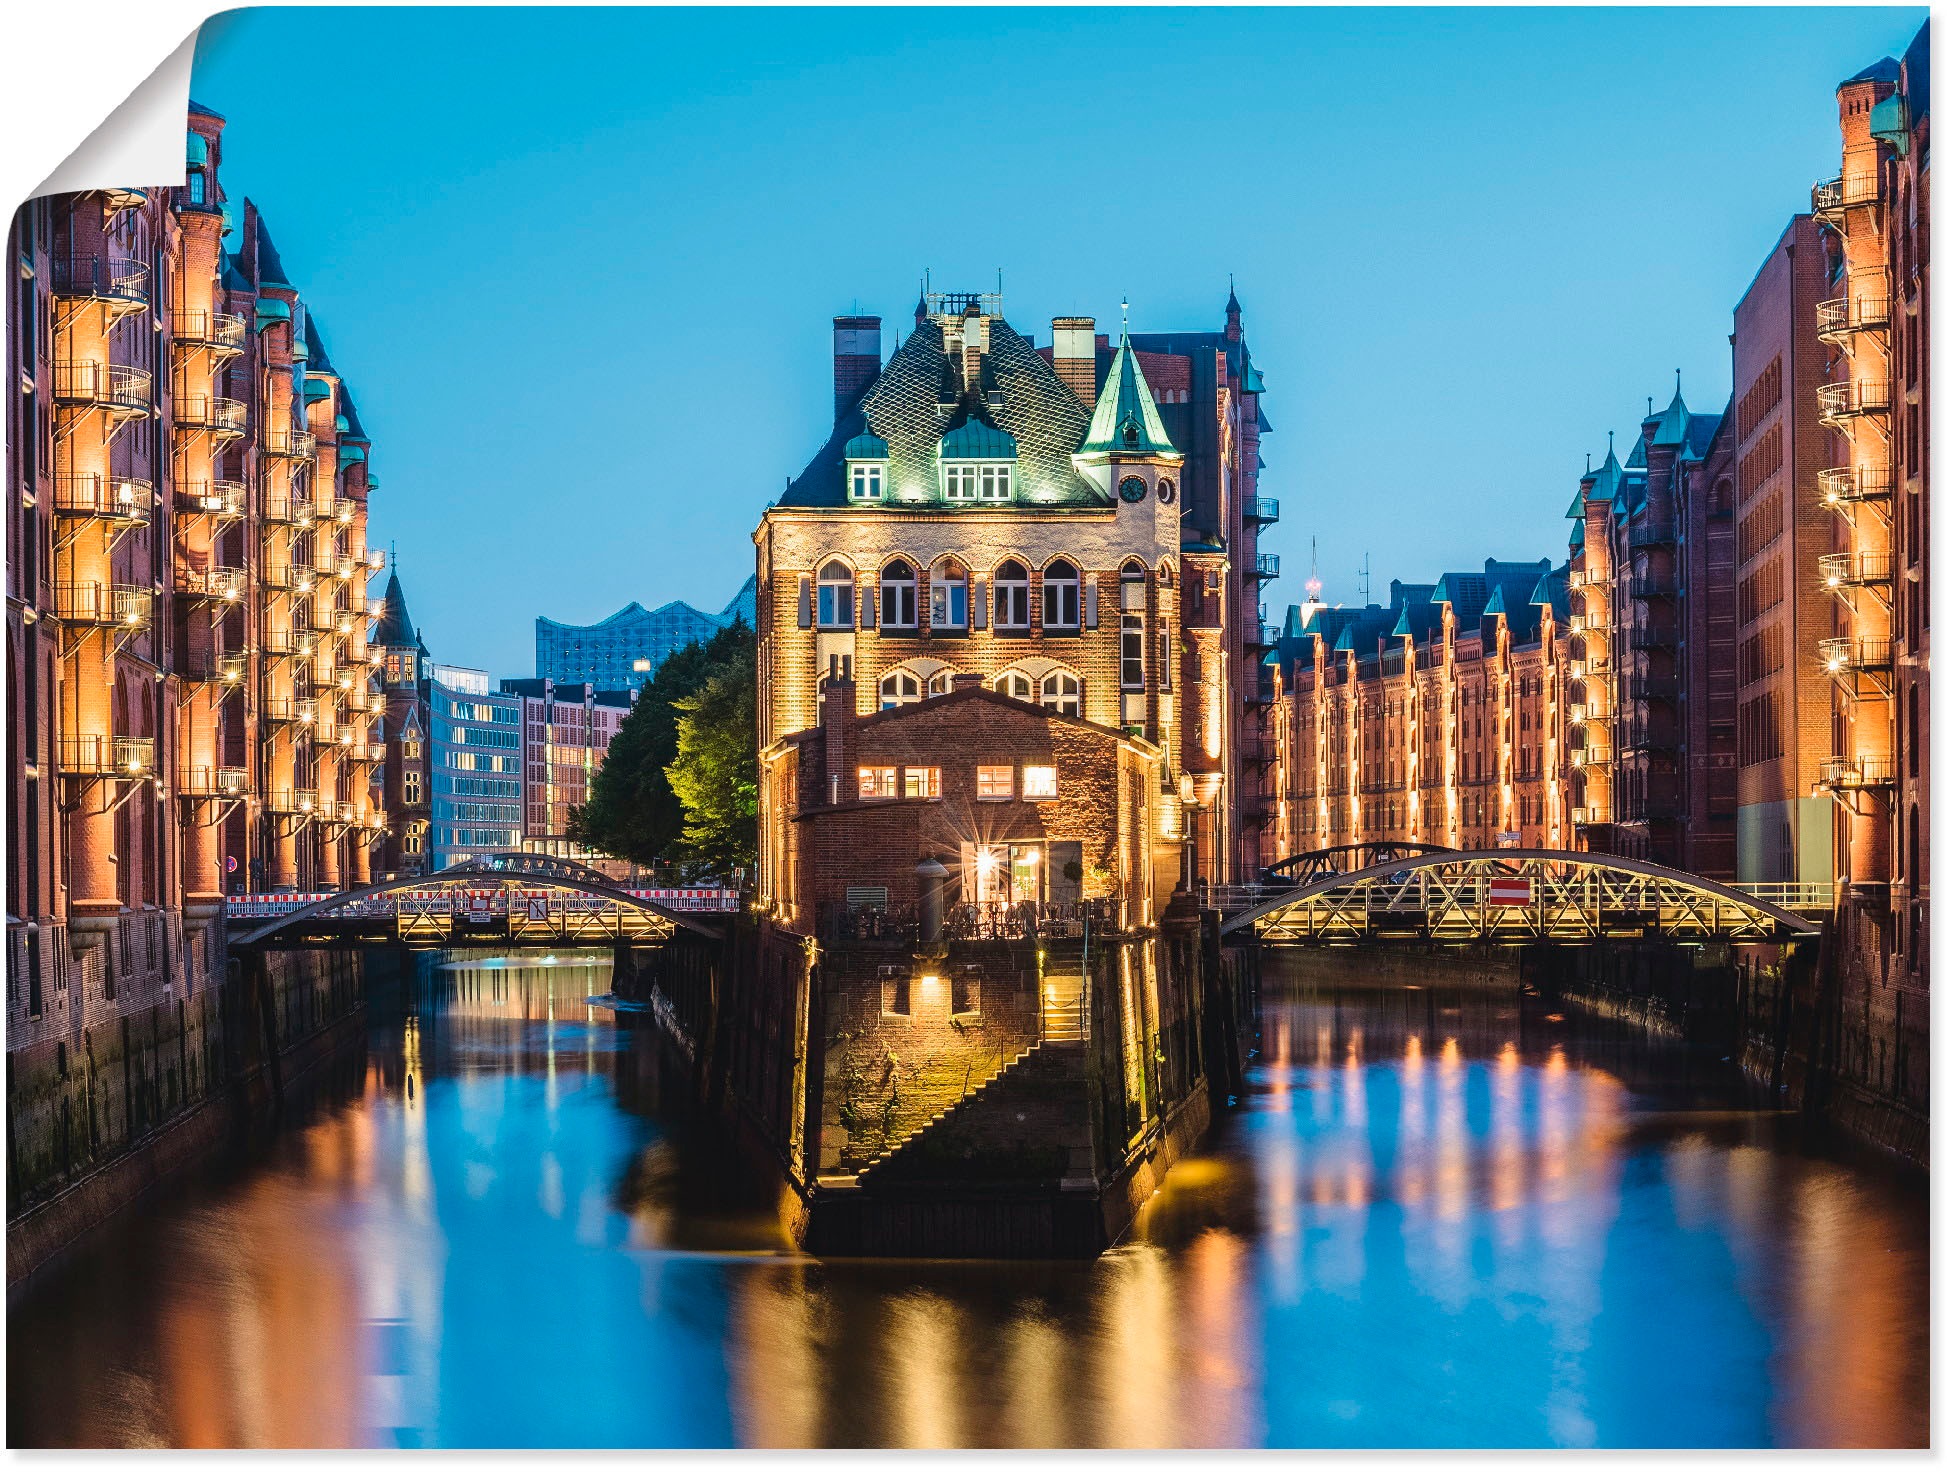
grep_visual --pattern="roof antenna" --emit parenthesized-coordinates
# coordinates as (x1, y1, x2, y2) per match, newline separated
(1675, 367, 1682, 394)
(1585, 452, 1592, 474)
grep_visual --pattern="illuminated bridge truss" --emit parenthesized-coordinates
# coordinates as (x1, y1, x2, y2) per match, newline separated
(1262, 841, 1455, 887)
(1225, 848, 1821, 946)
(230, 854, 726, 951)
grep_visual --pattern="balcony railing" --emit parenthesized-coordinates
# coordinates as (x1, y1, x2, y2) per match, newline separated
(53, 361, 152, 415)
(177, 766, 250, 798)
(1570, 745, 1613, 769)
(1630, 625, 1679, 650)
(1819, 550, 1894, 588)
(181, 651, 249, 685)
(1819, 466, 1894, 505)
(265, 430, 317, 460)
(352, 741, 386, 764)
(1570, 806, 1599, 826)
(261, 628, 318, 659)
(1812, 173, 1880, 218)
(1244, 496, 1280, 523)
(263, 697, 319, 726)
(1632, 673, 1680, 702)
(50, 256, 150, 309)
(59, 735, 154, 777)
(263, 494, 315, 526)
(176, 479, 247, 518)
(175, 565, 248, 603)
(53, 473, 151, 526)
(365, 547, 387, 571)
(1252, 552, 1281, 578)
(265, 788, 320, 815)
(1816, 294, 1891, 342)
(1630, 576, 1678, 599)
(170, 309, 248, 351)
(1820, 754, 1895, 789)
(1631, 517, 1677, 547)
(1820, 636, 1895, 672)
(173, 393, 248, 435)
(55, 581, 152, 629)
(318, 497, 355, 525)
(815, 898, 1124, 946)
(1817, 379, 1892, 424)
(1569, 702, 1589, 724)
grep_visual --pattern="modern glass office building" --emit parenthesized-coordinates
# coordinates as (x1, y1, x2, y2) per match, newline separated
(428, 671, 524, 869)
(535, 574, 756, 691)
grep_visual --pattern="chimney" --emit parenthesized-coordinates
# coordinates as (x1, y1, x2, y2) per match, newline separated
(822, 664, 857, 803)
(960, 302, 985, 395)
(833, 315, 882, 419)
(951, 671, 984, 692)
(1052, 317, 1096, 406)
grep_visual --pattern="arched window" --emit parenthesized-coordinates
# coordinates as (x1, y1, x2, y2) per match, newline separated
(993, 669, 1034, 702)
(1120, 561, 1147, 690)
(880, 560, 917, 630)
(879, 669, 921, 710)
(930, 559, 968, 631)
(994, 559, 1030, 630)
(1042, 558, 1080, 631)
(816, 561, 854, 629)
(1041, 670, 1081, 717)
(927, 669, 955, 697)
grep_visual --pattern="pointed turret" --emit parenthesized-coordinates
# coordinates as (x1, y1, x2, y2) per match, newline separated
(1225, 277, 1242, 342)
(1076, 331, 1180, 461)
(372, 570, 417, 651)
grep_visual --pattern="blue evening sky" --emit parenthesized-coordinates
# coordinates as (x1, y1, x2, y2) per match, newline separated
(193, 5, 1923, 677)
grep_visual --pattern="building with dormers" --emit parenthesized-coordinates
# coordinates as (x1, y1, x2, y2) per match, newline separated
(754, 288, 1268, 909)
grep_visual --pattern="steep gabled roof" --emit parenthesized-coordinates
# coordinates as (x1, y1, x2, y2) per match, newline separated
(373, 571, 415, 648)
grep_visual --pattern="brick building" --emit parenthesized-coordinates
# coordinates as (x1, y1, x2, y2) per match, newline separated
(762, 673, 1173, 934)
(1813, 25, 1929, 984)
(500, 676, 633, 855)
(1272, 561, 1569, 856)
(753, 285, 1271, 899)
(6, 102, 385, 1045)
(1728, 216, 1842, 885)
(1566, 387, 1737, 879)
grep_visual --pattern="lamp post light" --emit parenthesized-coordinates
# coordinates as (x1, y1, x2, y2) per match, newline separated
(1179, 774, 1200, 902)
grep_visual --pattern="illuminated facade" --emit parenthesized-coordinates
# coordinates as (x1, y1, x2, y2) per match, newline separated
(1565, 389, 1737, 879)
(1814, 27, 1929, 980)
(754, 287, 1263, 907)
(500, 677, 632, 848)
(1274, 562, 1569, 854)
(6, 101, 384, 1045)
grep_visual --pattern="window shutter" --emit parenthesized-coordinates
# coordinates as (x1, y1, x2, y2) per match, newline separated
(973, 578, 988, 630)
(860, 582, 876, 630)
(797, 575, 811, 628)
(1085, 580, 1098, 629)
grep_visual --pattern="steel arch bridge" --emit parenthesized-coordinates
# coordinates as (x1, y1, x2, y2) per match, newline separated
(1262, 841, 1455, 887)
(229, 853, 726, 951)
(1224, 848, 1821, 946)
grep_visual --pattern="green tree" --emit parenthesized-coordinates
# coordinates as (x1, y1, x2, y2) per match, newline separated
(665, 649, 757, 873)
(568, 618, 753, 868)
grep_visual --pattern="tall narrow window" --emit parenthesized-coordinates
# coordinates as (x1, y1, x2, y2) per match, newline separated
(1042, 559, 1081, 631)
(816, 561, 854, 629)
(1120, 563, 1147, 691)
(880, 560, 917, 630)
(930, 559, 968, 631)
(994, 559, 1030, 631)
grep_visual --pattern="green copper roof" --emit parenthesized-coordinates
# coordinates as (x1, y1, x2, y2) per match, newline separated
(1569, 519, 1586, 548)
(186, 131, 209, 167)
(302, 375, 331, 403)
(1482, 585, 1507, 618)
(844, 431, 890, 460)
(938, 416, 1016, 460)
(254, 297, 291, 330)
(1871, 91, 1912, 155)
(1586, 439, 1623, 502)
(334, 413, 350, 433)
(1652, 385, 1689, 447)
(1078, 332, 1180, 460)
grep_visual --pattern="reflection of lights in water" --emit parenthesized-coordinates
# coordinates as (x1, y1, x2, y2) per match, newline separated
(884, 1292, 966, 1448)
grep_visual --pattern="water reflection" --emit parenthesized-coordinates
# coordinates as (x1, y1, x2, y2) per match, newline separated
(6, 956, 1928, 1448)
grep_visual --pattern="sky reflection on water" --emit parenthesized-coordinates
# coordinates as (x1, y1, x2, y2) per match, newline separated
(7, 955, 1927, 1448)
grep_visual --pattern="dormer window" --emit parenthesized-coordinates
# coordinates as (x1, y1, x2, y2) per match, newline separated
(850, 463, 883, 501)
(844, 431, 889, 504)
(937, 416, 1017, 504)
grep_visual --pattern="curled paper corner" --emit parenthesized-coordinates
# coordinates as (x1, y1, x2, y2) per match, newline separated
(33, 27, 199, 201)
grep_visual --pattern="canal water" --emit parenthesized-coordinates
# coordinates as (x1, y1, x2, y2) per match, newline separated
(7, 950, 1928, 1448)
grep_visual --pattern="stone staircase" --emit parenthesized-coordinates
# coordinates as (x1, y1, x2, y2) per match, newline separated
(1041, 940, 1088, 1043)
(854, 1039, 1093, 1188)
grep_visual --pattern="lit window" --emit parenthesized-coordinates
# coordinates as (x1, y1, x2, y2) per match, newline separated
(1042, 558, 1081, 630)
(880, 560, 917, 629)
(879, 670, 921, 710)
(1040, 671, 1081, 717)
(1120, 562, 1146, 690)
(930, 560, 968, 630)
(1023, 765, 1058, 800)
(977, 765, 1013, 800)
(858, 766, 897, 799)
(850, 463, 884, 501)
(994, 559, 1030, 630)
(927, 669, 954, 696)
(978, 464, 1012, 502)
(817, 561, 854, 628)
(903, 766, 941, 800)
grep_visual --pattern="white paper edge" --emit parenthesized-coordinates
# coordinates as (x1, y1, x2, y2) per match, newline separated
(33, 28, 198, 200)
